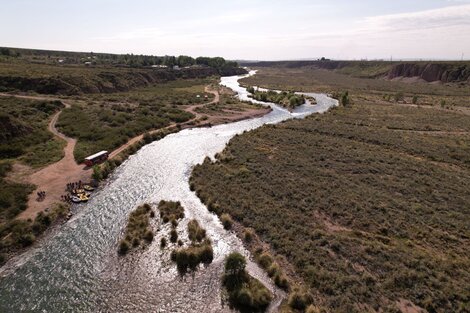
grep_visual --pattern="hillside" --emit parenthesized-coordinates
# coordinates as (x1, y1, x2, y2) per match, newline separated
(241, 60, 470, 84)
(191, 101, 470, 313)
(0, 47, 247, 95)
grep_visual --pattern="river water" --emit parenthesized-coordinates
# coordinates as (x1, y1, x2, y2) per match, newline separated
(0, 71, 338, 312)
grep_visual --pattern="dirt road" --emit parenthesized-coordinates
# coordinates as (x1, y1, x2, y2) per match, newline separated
(0, 93, 91, 220)
(20, 101, 92, 220)
(2, 86, 270, 220)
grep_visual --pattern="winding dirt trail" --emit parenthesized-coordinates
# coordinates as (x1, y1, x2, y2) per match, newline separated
(2, 85, 270, 220)
(0, 93, 92, 220)
(108, 86, 219, 159)
(21, 102, 92, 220)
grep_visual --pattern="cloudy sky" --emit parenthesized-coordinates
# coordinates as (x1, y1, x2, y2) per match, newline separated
(1, 0, 469, 60)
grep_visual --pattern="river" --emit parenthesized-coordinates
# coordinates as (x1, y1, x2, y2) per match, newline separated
(0, 71, 338, 312)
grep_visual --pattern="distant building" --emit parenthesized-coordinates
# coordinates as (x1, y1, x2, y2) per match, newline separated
(151, 65, 168, 68)
(173, 65, 180, 70)
(84, 61, 92, 66)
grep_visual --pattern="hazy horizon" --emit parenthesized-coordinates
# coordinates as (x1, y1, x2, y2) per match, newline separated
(1, 0, 470, 61)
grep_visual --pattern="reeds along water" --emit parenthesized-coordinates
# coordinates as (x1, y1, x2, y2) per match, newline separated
(0, 71, 338, 312)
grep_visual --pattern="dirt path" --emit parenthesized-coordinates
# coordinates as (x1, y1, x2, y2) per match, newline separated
(183, 85, 220, 119)
(0, 93, 92, 220)
(20, 102, 92, 220)
(2, 85, 270, 220)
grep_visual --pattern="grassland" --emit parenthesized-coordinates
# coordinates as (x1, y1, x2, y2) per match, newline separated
(57, 78, 210, 162)
(242, 67, 470, 107)
(191, 68, 470, 312)
(0, 97, 65, 168)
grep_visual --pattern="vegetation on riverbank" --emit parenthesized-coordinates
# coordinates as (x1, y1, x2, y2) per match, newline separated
(191, 70, 470, 312)
(0, 96, 71, 265)
(56, 79, 206, 162)
(170, 219, 213, 272)
(118, 203, 155, 255)
(0, 97, 65, 168)
(158, 200, 185, 223)
(241, 66, 470, 108)
(223, 252, 272, 311)
(0, 194, 69, 265)
(247, 87, 305, 109)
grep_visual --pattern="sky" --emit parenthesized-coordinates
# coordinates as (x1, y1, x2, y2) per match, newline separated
(1, 0, 470, 60)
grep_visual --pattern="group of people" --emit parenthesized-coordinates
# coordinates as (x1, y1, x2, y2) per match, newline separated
(60, 194, 74, 203)
(36, 191, 46, 201)
(66, 181, 83, 192)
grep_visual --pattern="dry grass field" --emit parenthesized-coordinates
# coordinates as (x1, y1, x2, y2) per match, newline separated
(191, 67, 470, 312)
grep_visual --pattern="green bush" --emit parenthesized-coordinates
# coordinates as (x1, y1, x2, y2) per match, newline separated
(223, 252, 248, 290)
(223, 252, 272, 310)
(171, 239, 213, 272)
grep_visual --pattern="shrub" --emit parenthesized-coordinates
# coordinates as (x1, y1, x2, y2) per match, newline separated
(158, 200, 185, 223)
(19, 233, 35, 247)
(267, 262, 280, 277)
(187, 219, 206, 242)
(288, 291, 312, 311)
(223, 252, 272, 310)
(160, 237, 167, 248)
(224, 252, 248, 290)
(440, 99, 446, 107)
(244, 228, 254, 242)
(341, 91, 350, 106)
(171, 239, 213, 272)
(257, 252, 273, 269)
(220, 213, 233, 230)
(412, 95, 419, 104)
(274, 272, 290, 290)
(235, 287, 253, 307)
(144, 230, 154, 242)
(177, 239, 183, 246)
(119, 240, 130, 255)
(199, 241, 214, 264)
(119, 203, 154, 253)
(170, 229, 178, 243)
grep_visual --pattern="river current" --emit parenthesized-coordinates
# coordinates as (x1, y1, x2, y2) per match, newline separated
(0, 71, 338, 312)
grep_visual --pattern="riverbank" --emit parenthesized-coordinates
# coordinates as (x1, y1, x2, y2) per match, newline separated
(191, 67, 470, 313)
(0, 80, 271, 268)
(0, 72, 337, 312)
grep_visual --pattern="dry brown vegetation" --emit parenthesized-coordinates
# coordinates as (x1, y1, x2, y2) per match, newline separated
(170, 219, 213, 273)
(191, 68, 470, 312)
(242, 67, 470, 108)
(118, 203, 154, 255)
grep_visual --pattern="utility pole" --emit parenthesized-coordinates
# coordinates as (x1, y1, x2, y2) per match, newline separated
(462, 53, 464, 61)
